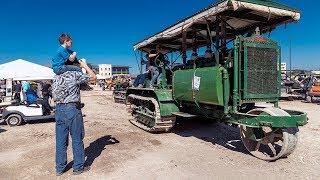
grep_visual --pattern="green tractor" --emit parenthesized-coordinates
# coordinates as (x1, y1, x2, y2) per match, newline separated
(126, 0, 307, 161)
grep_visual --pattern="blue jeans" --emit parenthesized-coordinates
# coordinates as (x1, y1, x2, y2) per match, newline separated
(133, 73, 147, 87)
(54, 65, 82, 75)
(149, 66, 159, 87)
(55, 103, 85, 173)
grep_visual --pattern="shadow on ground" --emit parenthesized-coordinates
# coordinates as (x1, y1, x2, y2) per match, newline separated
(26, 118, 55, 125)
(0, 118, 55, 127)
(0, 127, 6, 133)
(172, 118, 249, 155)
(65, 135, 119, 171)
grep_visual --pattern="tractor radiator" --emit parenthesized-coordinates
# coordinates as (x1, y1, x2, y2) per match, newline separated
(246, 47, 278, 95)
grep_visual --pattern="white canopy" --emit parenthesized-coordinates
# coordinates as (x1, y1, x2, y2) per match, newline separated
(0, 59, 55, 80)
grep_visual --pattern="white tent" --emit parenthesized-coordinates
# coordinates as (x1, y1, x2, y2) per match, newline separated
(0, 59, 55, 80)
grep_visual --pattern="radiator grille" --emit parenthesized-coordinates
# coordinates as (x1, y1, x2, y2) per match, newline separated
(247, 47, 278, 95)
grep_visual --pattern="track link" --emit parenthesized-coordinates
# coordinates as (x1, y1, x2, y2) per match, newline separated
(113, 90, 126, 103)
(127, 94, 176, 133)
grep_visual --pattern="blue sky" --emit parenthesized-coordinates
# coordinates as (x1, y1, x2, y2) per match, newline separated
(0, 0, 318, 73)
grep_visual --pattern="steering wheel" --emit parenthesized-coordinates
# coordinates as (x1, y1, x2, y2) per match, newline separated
(154, 54, 170, 68)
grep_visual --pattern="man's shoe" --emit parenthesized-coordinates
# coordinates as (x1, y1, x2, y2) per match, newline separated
(56, 171, 64, 176)
(80, 103, 85, 108)
(73, 166, 90, 175)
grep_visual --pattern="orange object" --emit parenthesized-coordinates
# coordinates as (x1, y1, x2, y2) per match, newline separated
(311, 85, 320, 92)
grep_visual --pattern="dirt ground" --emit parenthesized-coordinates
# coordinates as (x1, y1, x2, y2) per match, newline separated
(0, 90, 319, 179)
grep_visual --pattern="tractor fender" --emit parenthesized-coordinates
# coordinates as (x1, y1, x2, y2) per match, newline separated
(126, 88, 179, 117)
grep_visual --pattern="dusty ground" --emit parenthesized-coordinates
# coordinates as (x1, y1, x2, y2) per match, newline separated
(0, 90, 319, 179)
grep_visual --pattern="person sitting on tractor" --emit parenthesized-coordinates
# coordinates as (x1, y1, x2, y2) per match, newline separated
(133, 55, 151, 88)
(133, 73, 147, 88)
(133, 45, 168, 88)
(148, 45, 165, 88)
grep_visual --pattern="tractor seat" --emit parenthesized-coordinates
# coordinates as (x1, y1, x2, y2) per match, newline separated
(186, 59, 195, 66)
(172, 64, 186, 71)
(201, 57, 216, 67)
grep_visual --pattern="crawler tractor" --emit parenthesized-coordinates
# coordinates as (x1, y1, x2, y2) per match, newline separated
(126, 0, 307, 161)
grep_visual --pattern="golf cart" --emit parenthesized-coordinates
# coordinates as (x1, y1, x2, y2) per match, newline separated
(0, 100, 15, 118)
(0, 101, 55, 126)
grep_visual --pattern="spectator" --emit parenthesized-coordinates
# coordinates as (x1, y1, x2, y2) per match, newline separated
(13, 81, 22, 103)
(42, 82, 53, 115)
(52, 60, 96, 176)
(25, 88, 38, 105)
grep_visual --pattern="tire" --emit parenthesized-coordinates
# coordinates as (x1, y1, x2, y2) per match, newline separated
(306, 95, 312, 103)
(6, 114, 23, 126)
(240, 108, 299, 161)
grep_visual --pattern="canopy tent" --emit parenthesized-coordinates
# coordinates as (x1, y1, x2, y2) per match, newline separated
(0, 59, 55, 80)
(134, 0, 300, 52)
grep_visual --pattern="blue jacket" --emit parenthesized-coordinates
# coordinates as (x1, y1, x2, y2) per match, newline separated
(26, 89, 38, 105)
(52, 46, 74, 72)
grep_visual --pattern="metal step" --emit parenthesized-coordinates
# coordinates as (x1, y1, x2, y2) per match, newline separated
(172, 112, 197, 118)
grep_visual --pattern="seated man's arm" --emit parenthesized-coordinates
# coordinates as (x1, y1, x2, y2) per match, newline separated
(149, 54, 157, 58)
(148, 50, 157, 58)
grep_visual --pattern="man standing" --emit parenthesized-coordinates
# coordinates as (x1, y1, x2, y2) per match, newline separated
(13, 81, 22, 103)
(41, 82, 53, 115)
(52, 61, 96, 176)
(148, 45, 165, 88)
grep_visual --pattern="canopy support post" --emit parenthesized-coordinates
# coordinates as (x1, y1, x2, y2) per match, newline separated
(192, 30, 197, 53)
(205, 20, 212, 51)
(215, 17, 220, 65)
(140, 51, 143, 74)
(182, 30, 187, 64)
(221, 16, 227, 64)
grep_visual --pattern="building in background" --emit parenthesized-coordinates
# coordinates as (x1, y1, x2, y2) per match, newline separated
(112, 65, 130, 75)
(98, 64, 112, 79)
(98, 64, 131, 78)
